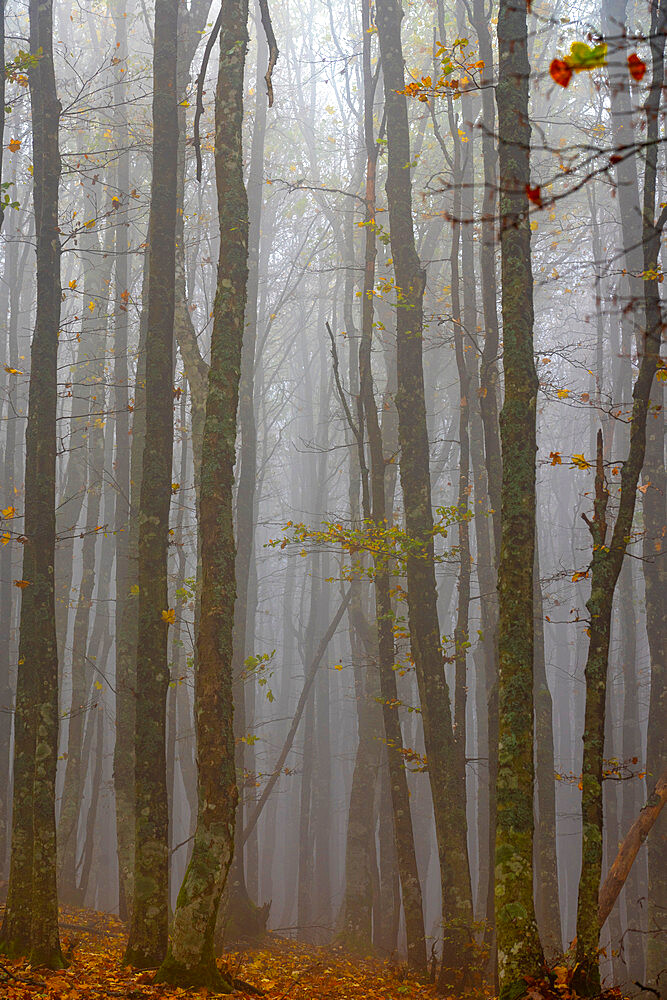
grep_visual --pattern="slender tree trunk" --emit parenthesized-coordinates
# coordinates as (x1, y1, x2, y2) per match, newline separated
(0, 0, 64, 968)
(110, 0, 135, 922)
(574, 4, 666, 987)
(156, 0, 249, 984)
(226, 24, 267, 932)
(124, 0, 179, 967)
(533, 541, 562, 961)
(58, 411, 106, 902)
(357, 12, 426, 964)
(494, 1, 544, 994)
(375, 0, 472, 980)
(0, 226, 29, 880)
(641, 7, 667, 987)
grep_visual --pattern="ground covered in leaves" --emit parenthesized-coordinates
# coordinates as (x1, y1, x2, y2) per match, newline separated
(0, 907, 439, 999)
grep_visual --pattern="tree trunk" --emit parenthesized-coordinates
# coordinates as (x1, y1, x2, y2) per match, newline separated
(375, 0, 473, 981)
(494, 0, 544, 994)
(155, 0, 249, 985)
(533, 541, 562, 961)
(0, 0, 64, 968)
(574, 4, 666, 986)
(357, 12, 426, 964)
(124, 0, 179, 968)
(110, 0, 135, 922)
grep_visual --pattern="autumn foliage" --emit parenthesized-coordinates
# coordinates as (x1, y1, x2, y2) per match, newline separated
(0, 908, 442, 1000)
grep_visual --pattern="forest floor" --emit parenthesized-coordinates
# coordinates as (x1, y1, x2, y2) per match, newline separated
(0, 906, 440, 999)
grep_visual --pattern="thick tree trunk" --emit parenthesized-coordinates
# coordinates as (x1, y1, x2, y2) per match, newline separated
(155, 0, 248, 985)
(494, 1, 544, 994)
(124, 0, 179, 968)
(0, 0, 64, 968)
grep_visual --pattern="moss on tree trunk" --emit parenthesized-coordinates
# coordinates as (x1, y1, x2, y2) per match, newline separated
(123, 0, 179, 969)
(155, 0, 248, 987)
(494, 1, 544, 995)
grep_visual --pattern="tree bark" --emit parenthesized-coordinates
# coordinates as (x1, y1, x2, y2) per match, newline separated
(124, 0, 179, 968)
(494, 0, 544, 994)
(0, 0, 64, 968)
(375, 0, 473, 981)
(574, 3, 666, 986)
(357, 10, 426, 965)
(155, 0, 249, 985)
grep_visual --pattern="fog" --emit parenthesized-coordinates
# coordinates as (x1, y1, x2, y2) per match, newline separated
(0, 0, 664, 993)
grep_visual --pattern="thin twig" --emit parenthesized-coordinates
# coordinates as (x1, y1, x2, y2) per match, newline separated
(193, 4, 225, 182)
(257, 0, 278, 106)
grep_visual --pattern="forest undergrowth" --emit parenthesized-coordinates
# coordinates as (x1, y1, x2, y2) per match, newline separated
(0, 906, 627, 1000)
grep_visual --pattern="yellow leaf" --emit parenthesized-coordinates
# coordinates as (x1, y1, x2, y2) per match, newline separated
(530, 220, 538, 231)
(8, 138, 21, 152)
(88, 300, 95, 312)
(1, 532, 10, 545)
(571, 453, 592, 470)
(162, 608, 176, 625)
(572, 570, 589, 582)
(549, 452, 562, 466)
(557, 388, 569, 398)
(69, 279, 77, 289)
(14, 579, 30, 589)
(4, 365, 23, 375)
(130, 584, 139, 595)
(2, 506, 16, 518)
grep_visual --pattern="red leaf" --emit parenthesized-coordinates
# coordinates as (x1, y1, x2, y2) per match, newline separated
(526, 184, 543, 208)
(550, 58, 572, 87)
(627, 53, 646, 81)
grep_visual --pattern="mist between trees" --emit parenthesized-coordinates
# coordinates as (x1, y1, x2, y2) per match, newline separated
(0, 0, 664, 995)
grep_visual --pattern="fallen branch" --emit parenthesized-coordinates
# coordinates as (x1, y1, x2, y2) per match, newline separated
(598, 765, 667, 928)
(0, 961, 43, 986)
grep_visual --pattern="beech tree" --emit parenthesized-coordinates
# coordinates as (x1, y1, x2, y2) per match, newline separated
(124, 0, 179, 968)
(0, 0, 64, 969)
(156, 0, 253, 985)
(494, 0, 545, 994)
